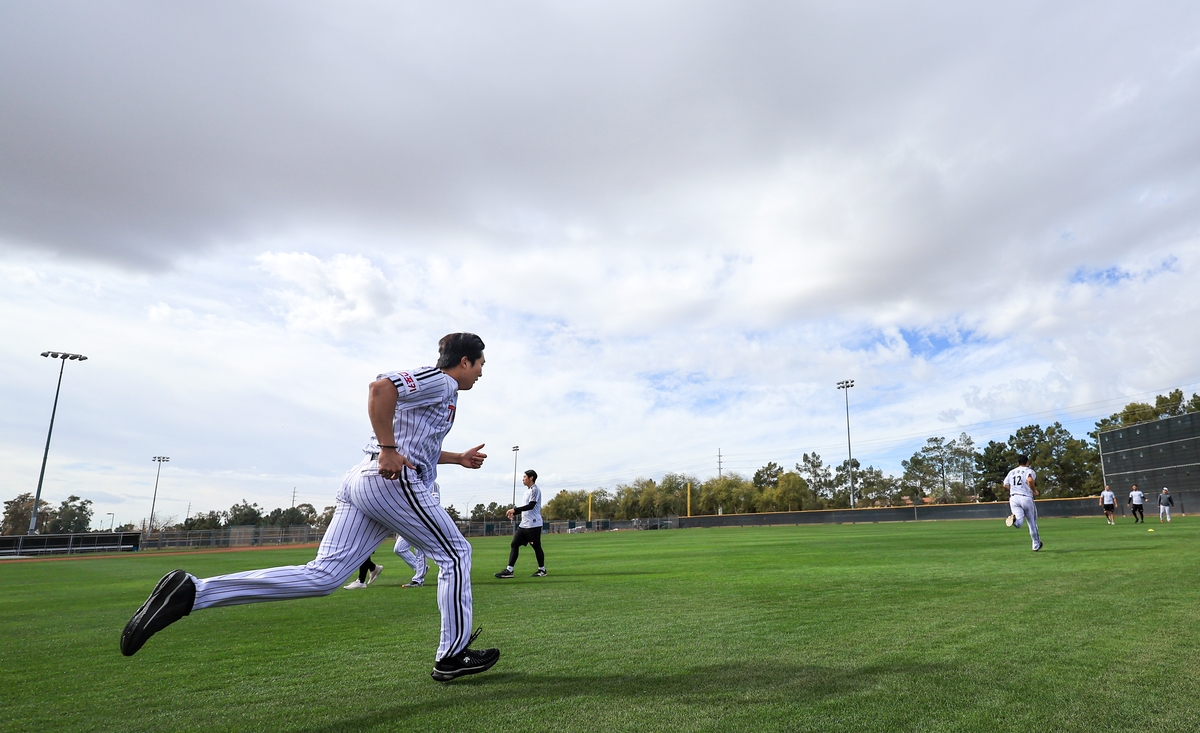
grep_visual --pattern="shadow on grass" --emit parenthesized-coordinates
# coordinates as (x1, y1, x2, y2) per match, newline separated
(301, 660, 955, 732)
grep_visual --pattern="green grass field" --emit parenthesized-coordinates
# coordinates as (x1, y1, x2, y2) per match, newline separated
(2, 517, 1198, 732)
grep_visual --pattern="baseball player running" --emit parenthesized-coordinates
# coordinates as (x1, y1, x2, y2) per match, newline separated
(1100, 485, 1116, 525)
(1129, 484, 1145, 523)
(120, 333, 500, 682)
(1003, 454, 1043, 551)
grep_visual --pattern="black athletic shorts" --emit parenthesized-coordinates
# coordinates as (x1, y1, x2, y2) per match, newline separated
(512, 526, 542, 546)
(1103, 504, 1115, 512)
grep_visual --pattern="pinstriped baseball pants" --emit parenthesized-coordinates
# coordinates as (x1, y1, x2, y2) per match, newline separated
(191, 458, 472, 661)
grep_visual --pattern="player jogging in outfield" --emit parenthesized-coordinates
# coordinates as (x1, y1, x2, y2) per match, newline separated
(392, 482, 441, 588)
(1004, 454, 1042, 551)
(1129, 484, 1145, 523)
(120, 333, 501, 682)
(1100, 485, 1117, 525)
(345, 558, 384, 590)
(1158, 488, 1174, 523)
(495, 470, 546, 578)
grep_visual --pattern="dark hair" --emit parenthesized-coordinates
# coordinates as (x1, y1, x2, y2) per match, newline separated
(524, 469, 538, 482)
(1017, 454, 1029, 465)
(436, 333, 485, 369)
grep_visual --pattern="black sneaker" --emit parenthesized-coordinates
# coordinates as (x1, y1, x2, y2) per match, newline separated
(532, 568, 547, 577)
(121, 569, 196, 656)
(494, 569, 514, 579)
(431, 628, 500, 682)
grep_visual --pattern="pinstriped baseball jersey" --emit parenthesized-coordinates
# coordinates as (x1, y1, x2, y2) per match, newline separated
(364, 367, 458, 484)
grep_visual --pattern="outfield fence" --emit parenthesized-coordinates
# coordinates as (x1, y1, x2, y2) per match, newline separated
(134, 525, 328, 550)
(454, 517, 671, 536)
(677, 489, 1199, 529)
(0, 531, 141, 557)
(7, 491, 1193, 557)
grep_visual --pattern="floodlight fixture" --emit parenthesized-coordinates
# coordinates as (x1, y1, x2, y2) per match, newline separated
(30, 350, 89, 532)
(836, 379, 856, 508)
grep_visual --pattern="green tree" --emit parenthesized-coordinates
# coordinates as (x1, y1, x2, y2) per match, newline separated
(796, 453, 833, 499)
(949, 433, 979, 499)
(183, 510, 224, 531)
(264, 506, 309, 527)
(855, 466, 901, 506)
(830, 458, 861, 508)
(314, 505, 335, 530)
(901, 453, 936, 503)
(917, 437, 954, 502)
(3, 493, 53, 535)
(775, 471, 812, 511)
(545, 490, 587, 520)
(226, 500, 263, 526)
(697, 474, 749, 515)
(976, 441, 1013, 501)
(752, 462, 783, 490)
(659, 473, 698, 516)
(46, 495, 94, 533)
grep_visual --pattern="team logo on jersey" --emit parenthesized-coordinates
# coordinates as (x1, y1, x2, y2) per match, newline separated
(398, 371, 419, 394)
(447, 404, 456, 424)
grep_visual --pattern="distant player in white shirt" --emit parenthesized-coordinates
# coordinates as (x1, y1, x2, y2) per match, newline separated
(495, 470, 546, 578)
(1128, 484, 1145, 523)
(1100, 486, 1116, 525)
(1003, 454, 1042, 551)
(120, 333, 501, 682)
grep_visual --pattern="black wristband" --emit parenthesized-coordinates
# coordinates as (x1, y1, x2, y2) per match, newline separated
(378, 445, 398, 450)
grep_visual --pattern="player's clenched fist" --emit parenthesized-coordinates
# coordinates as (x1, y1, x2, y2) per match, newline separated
(379, 448, 416, 480)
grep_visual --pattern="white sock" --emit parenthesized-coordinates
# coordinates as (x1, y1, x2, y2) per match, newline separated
(506, 566, 513, 572)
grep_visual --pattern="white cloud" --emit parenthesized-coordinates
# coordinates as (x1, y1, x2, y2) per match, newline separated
(257, 252, 394, 336)
(2, 3, 1200, 523)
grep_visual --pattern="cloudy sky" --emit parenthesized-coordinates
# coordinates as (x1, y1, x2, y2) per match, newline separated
(3, 1, 1199, 528)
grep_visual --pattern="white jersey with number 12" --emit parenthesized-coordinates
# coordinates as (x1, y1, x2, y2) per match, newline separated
(1004, 466, 1036, 498)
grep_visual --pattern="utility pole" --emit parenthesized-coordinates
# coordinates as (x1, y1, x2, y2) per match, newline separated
(511, 446, 520, 509)
(149, 456, 169, 533)
(30, 351, 88, 533)
(291, 487, 297, 508)
(718, 449, 723, 479)
(184, 502, 191, 524)
(836, 380, 856, 508)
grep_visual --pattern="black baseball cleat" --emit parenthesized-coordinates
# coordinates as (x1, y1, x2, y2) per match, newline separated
(531, 568, 547, 577)
(121, 569, 196, 656)
(431, 628, 500, 682)
(1005, 514, 1016, 527)
(494, 569, 514, 579)
(1033, 541, 1044, 552)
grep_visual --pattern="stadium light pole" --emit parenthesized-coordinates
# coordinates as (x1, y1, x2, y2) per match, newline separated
(30, 351, 88, 533)
(106, 512, 115, 531)
(148, 456, 169, 533)
(837, 380, 856, 509)
(511, 446, 520, 510)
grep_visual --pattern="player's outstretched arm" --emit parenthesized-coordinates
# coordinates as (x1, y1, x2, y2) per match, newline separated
(369, 378, 416, 479)
(439, 444, 487, 469)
